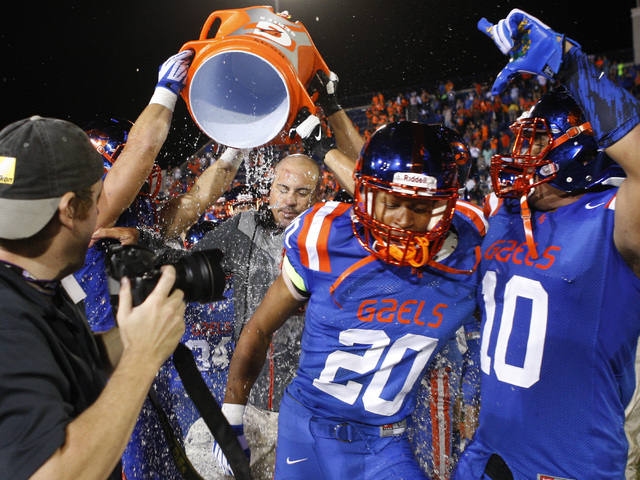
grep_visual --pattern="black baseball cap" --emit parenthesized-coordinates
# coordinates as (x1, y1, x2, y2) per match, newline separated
(0, 116, 104, 239)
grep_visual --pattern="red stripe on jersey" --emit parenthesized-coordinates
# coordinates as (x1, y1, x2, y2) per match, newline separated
(456, 200, 488, 236)
(606, 194, 617, 209)
(429, 368, 452, 480)
(483, 193, 503, 218)
(316, 203, 353, 272)
(297, 203, 326, 268)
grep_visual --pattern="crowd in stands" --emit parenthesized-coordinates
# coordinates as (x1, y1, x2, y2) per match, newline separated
(163, 53, 640, 208)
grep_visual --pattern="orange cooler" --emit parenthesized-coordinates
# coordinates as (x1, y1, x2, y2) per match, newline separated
(180, 6, 330, 148)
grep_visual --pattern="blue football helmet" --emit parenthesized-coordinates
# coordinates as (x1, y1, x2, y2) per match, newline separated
(224, 184, 262, 217)
(184, 219, 219, 249)
(84, 117, 132, 170)
(441, 126, 471, 187)
(353, 121, 460, 267)
(491, 89, 624, 197)
(84, 117, 162, 199)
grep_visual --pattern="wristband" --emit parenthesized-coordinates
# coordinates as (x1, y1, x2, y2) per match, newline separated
(149, 88, 179, 112)
(294, 115, 321, 140)
(221, 403, 245, 425)
(219, 148, 246, 170)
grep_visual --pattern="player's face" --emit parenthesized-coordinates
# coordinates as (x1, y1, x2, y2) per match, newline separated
(373, 191, 447, 233)
(519, 130, 550, 157)
(269, 160, 319, 228)
(213, 201, 227, 219)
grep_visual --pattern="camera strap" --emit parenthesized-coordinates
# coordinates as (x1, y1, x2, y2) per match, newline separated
(146, 388, 206, 480)
(173, 343, 254, 480)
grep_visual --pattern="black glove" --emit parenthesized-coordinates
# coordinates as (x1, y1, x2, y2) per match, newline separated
(304, 134, 336, 165)
(311, 70, 342, 116)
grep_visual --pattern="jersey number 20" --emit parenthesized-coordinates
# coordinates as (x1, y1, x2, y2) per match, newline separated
(313, 329, 438, 416)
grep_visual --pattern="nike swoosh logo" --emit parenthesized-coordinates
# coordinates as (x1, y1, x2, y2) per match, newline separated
(286, 457, 308, 465)
(585, 201, 605, 209)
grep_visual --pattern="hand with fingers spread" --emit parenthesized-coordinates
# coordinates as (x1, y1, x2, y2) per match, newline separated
(478, 9, 579, 95)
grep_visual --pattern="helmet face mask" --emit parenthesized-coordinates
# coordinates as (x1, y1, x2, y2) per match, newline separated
(354, 184, 456, 267)
(491, 117, 556, 197)
(139, 164, 163, 200)
(352, 122, 461, 268)
(84, 118, 132, 171)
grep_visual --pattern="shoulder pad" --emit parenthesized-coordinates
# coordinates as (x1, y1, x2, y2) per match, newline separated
(455, 200, 488, 236)
(285, 202, 353, 273)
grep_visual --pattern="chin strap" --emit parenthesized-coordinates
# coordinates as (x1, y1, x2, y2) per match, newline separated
(426, 246, 481, 275)
(552, 121, 592, 148)
(520, 195, 538, 260)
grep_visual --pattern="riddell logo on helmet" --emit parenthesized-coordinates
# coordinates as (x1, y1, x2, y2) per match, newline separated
(393, 172, 437, 191)
(0, 156, 16, 185)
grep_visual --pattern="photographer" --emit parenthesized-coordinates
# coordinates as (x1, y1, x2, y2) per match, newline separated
(0, 116, 186, 480)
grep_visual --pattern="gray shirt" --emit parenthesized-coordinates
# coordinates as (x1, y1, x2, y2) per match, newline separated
(195, 209, 304, 411)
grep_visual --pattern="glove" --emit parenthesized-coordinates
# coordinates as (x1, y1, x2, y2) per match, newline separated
(212, 404, 250, 475)
(289, 107, 322, 142)
(312, 70, 342, 116)
(478, 9, 578, 95)
(149, 49, 194, 111)
(304, 135, 336, 165)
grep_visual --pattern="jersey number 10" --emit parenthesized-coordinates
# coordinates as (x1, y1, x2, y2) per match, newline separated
(480, 271, 548, 388)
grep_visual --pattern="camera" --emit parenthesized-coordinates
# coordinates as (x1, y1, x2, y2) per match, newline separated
(105, 244, 226, 307)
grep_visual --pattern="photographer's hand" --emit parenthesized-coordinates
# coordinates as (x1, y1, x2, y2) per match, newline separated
(117, 266, 186, 370)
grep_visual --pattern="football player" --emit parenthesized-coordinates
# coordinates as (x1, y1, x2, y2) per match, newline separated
(218, 121, 487, 479)
(453, 10, 640, 480)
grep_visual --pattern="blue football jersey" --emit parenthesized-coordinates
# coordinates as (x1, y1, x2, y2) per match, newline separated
(455, 189, 640, 480)
(122, 284, 235, 480)
(74, 196, 158, 332)
(282, 201, 485, 427)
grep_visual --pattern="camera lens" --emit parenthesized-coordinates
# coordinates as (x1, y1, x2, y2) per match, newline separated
(173, 249, 226, 303)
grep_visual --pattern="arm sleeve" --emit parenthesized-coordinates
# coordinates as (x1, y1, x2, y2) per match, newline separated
(560, 46, 640, 148)
(282, 255, 310, 302)
(281, 212, 314, 299)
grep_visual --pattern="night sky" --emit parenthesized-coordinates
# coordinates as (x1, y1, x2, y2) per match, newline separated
(2, 0, 636, 167)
